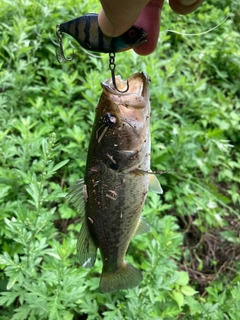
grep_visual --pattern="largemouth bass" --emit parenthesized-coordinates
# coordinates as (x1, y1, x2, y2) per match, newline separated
(69, 72, 162, 293)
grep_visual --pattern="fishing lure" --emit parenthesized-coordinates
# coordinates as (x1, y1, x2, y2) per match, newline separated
(56, 13, 147, 92)
(56, 13, 147, 54)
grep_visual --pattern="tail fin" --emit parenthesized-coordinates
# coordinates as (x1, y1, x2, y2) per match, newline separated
(99, 262, 143, 293)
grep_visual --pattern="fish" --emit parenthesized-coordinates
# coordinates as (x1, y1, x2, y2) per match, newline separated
(69, 72, 163, 293)
(58, 13, 147, 53)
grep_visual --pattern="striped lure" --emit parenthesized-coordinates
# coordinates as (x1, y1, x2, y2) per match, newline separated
(57, 13, 147, 53)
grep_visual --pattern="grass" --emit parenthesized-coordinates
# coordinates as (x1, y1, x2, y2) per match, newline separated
(0, 0, 240, 319)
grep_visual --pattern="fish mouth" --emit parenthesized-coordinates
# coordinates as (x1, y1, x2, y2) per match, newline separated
(101, 72, 150, 101)
(101, 72, 150, 124)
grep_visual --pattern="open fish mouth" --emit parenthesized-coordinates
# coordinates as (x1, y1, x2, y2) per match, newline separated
(101, 72, 150, 99)
(100, 72, 150, 127)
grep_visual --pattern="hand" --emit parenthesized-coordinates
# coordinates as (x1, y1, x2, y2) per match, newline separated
(98, 0, 205, 55)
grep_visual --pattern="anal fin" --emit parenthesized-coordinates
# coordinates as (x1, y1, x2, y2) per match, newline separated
(77, 218, 97, 268)
(134, 217, 151, 236)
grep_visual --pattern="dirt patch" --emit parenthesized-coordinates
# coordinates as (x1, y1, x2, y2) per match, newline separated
(178, 214, 240, 294)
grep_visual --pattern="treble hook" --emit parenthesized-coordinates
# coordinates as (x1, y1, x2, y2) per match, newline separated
(109, 53, 129, 93)
(56, 25, 74, 63)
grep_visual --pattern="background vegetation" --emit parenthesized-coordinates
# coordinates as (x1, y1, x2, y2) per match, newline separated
(0, 0, 239, 319)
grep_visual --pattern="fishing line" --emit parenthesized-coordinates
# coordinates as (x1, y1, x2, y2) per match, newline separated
(164, 1, 239, 36)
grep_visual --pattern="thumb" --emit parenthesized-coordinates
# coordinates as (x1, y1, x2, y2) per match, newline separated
(98, 0, 149, 37)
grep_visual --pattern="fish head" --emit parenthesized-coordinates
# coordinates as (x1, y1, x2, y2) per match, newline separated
(93, 72, 151, 172)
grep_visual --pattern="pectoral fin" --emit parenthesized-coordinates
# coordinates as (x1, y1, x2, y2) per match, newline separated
(134, 217, 151, 236)
(149, 174, 163, 194)
(77, 218, 97, 268)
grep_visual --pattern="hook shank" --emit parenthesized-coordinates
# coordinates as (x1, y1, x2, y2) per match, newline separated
(109, 53, 129, 93)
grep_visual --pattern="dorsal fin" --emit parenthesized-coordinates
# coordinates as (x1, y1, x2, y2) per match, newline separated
(68, 178, 86, 214)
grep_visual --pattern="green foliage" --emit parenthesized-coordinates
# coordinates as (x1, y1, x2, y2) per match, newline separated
(0, 0, 240, 319)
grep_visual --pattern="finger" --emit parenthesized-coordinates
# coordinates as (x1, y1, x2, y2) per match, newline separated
(134, 0, 164, 55)
(169, 0, 205, 14)
(98, 0, 149, 37)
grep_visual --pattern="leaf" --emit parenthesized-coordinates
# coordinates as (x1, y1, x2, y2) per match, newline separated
(11, 305, 31, 320)
(45, 251, 61, 260)
(175, 271, 189, 286)
(0, 185, 11, 199)
(63, 311, 74, 320)
(181, 285, 198, 296)
(172, 290, 184, 308)
(26, 183, 40, 208)
(7, 276, 18, 290)
(45, 159, 70, 179)
(0, 291, 20, 307)
(220, 231, 240, 244)
(0, 252, 12, 265)
(184, 296, 205, 315)
(49, 295, 62, 320)
(52, 159, 69, 173)
(3, 218, 15, 231)
(42, 138, 48, 159)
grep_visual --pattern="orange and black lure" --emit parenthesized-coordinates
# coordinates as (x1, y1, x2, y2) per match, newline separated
(56, 13, 147, 92)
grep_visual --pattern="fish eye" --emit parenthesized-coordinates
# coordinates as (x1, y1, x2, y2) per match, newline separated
(102, 113, 117, 127)
(128, 29, 136, 38)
